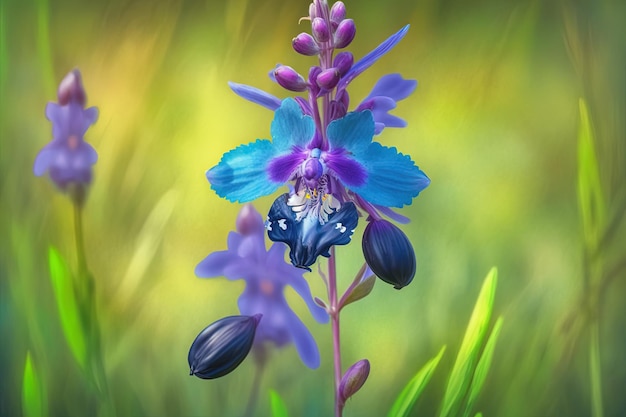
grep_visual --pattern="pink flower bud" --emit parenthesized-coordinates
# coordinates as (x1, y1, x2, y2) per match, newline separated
(311, 17, 330, 43)
(274, 65, 308, 92)
(333, 51, 353, 75)
(316, 68, 341, 90)
(236, 204, 265, 236)
(339, 359, 370, 404)
(57, 69, 86, 106)
(292, 33, 320, 56)
(333, 19, 356, 49)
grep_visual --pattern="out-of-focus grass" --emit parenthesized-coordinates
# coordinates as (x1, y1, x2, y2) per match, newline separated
(1, 0, 625, 416)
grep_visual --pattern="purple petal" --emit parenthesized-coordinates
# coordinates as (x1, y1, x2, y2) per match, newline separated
(324, 151, 367, 187)
(338, 25, 410, 90)
(33, 146, 54, 176)
(228, 82, 281, 111)
(267, 149, 307, 183)
(362, 73, 417, 102)
(284, 308, 321, 368)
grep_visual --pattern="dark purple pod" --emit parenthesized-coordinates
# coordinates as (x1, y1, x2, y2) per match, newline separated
(274, 66, 308, 92)
(57, 69, 86, 107)
(362, 219, 416, 289)
(293, 32, 320, 56)
(333, 19, 356, 49)
(339, 359, 370, 404)
(188, 315, 261, 379)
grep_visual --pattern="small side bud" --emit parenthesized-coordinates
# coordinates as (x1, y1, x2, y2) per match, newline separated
(57, 69, 86, 106)
(316, 68, 341, 90)
(293, 33, 320, 56)
(236, 203, 264, 236)
(333, 51, 354, 76)
(330, 1, 346, 24)
(188, 315, 261, 379)
(308, 2, 317, 19)
(274, 66, 308, 92)
(339, 359, 370, 404)
(333, 19, 356, 49)
(362, 219, 416, 289)
(311, 17, 330, 43)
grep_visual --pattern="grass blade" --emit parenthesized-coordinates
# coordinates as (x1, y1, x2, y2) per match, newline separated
(269, 389, 289, 417)
(22, 351, 45, 417)
(48, 246, 87, 369)
(439, 267, 498, 417)
(462, 316, 504, 417)
(387, 346, 446, 417)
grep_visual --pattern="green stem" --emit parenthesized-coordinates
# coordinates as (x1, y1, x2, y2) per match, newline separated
(589, 320, 603, 417)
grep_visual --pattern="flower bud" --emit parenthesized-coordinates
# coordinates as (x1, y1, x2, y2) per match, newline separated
(274, 66, 308, 92)
(236, 203, 265, 236)
(308, 66, 323, 95)
(333, 51, 353, 76)
(311, 17, 330, 43)
(333, 19, 356, 49)
(188, 315, 261, 379)
(57, 69, 86, 107)
(316, 68, 341, 90)
(308, 2, 317, 19)
(339, 359, 370, 404)
(362, 219, 416, 289)
(330, 1, 346, 24)
(293, 32, 320, 56)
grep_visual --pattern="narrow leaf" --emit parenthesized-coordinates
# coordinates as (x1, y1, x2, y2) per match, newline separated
(341, 273, 376, 309)
(387, 346, 446, 417)
(462, 316, 504, 417)
(48, 246, 87, 369)
(270, 389, 289, 417)
(577, 98, 605, 251)
(22, 352, 45, 417)
(439, 267, 498, 417)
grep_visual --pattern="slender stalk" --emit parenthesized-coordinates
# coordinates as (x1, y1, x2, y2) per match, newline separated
(243, 357, 265, 417)
(328, 247, 343, 417)
(589, 320, 604, 417)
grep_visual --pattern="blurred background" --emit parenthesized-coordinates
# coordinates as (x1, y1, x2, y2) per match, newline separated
(1, 0, 625, 415)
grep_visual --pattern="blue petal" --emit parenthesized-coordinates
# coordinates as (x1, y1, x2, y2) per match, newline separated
(267, 194, 359, 270)
(362, 73, 417, 102)
(228, 82, 281, 111)
(207, 139, 281, 202)
(350, 142, 430, 207)
(339, 25, 410, 89)
(270, 98, 315, 151)
(326, 110, 375, 154)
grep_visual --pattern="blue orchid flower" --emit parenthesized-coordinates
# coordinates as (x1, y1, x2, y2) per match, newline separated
(195, 204, 328, 369)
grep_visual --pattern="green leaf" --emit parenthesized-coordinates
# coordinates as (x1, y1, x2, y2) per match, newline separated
(22, 351, 45, 417)
(48, 246, 87, 369)
(439, 267, 498, 417)
(462, 316, 504, 417)
(387, 346, 446, 417)
(341, 273, 376, 309)
(474, 413, 483, 417)
(269, 389, 289, 417)
(577, 98, 605, 251)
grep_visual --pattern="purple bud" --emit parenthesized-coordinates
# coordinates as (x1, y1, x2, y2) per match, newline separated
(274, 65, 308, 92)
(308, 2, 317, 19)
(293, 33, 320, 56)
(308, 66, 323, 95)
(236, 204, 264, 236)
(362, 219, 416, 289)
(333, 51, 353, 75)
(339, 359, 370, 404)
(188, 315, 261, 379)
(334, 19, 356, 49)
(304, 157, 323, 183)
(330, 1, 346, 24)
(57, 69, 86, 106)
(316, 68, 341, 90)
(311, 17, 330, 43)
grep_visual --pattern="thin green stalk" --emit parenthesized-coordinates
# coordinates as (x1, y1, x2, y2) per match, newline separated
(589, 320, 603, 417)
(36, 0, 55, 94)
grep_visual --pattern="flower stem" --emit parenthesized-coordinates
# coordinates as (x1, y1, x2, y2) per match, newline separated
(243, 354, 266, 417)
(328, 247, 343, 417)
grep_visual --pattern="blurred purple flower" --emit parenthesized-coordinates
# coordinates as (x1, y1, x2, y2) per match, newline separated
(195, 204, 328, 369)
(34, 69, 99, 193)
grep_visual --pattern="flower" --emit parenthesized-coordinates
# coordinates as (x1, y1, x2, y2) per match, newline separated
(195, 204, 328, 369)
(188, 315, 261, 379)
(339, 359, 370, 405)
(34, 69, 99, 198)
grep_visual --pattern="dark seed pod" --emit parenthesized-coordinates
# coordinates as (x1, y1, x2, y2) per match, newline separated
(188, 315, 261, 379)
(362, 219, 416, 289)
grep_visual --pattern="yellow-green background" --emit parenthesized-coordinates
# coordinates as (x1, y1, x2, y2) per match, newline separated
(1, 0, 625, 415)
